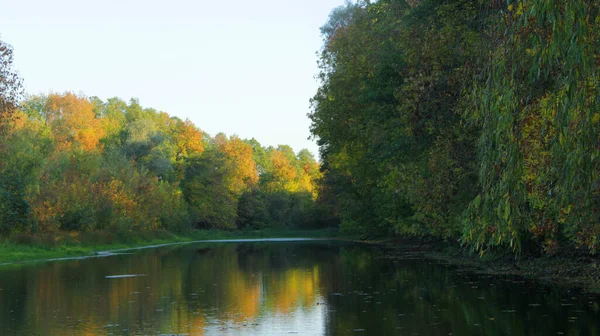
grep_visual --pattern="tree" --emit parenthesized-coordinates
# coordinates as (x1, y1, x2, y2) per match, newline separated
(0, 41, 323, 236)
(462, 0, 600, 254)
(0, 38, 26, 232)
(183, 148, 238, 229)
(171, 119, 204, 160)
(310, 0, 489, 237)
(264, 148, 297, 193)
(0, 38, 23, 136)
(246, 138, 272, 176)
(217, 135, 258, 196)
(44, 93, 105, 151)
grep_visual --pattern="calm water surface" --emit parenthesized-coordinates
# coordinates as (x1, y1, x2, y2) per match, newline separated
(0, 240, 599, 335)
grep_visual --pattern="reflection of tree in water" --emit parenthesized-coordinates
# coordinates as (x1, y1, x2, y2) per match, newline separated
(319, 246, 600, 336)
(1, 243, 599, 335)
(0, 243, 330, 334)
(233, 243, 333, 313)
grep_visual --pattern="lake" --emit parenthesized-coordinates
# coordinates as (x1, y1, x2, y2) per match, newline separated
(0, 239, 599, 335)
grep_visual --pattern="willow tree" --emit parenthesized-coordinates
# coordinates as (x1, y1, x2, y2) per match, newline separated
(463, 0, 600, 254)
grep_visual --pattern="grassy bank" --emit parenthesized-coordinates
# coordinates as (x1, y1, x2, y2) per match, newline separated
(0, 228, 340, 264)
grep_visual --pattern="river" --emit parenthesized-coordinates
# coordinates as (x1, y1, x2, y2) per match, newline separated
(0, 239, 598, 335)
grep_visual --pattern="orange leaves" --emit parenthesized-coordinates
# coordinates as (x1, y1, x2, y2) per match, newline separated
(45, 92, 105, 152)
(7, 91, 324, 234)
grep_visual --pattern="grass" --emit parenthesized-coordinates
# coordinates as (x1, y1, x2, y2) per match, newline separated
(0, 227, 340, 264)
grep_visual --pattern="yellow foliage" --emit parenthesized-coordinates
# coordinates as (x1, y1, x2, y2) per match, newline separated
(268, 149, 297, 192)
(9, 110, 27, 131)
(218, 135, 258, 195)
(45, 93, 105, 152)
(173, 119, 204, 158)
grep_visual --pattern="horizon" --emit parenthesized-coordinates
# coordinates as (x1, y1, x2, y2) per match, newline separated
(0, 0, 349, 157)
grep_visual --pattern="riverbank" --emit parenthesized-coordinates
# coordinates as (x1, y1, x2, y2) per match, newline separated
(371, 237, 600, 293)
(0, 228, 340, 264)
(4, 229, 598, 293)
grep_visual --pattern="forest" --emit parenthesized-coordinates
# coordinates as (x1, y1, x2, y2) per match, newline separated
(1, 0, 600, 258)
(0, 43, 323, 238)
(310, 0, 600, 255)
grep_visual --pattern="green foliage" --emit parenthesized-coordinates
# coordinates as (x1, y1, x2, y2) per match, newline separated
(264, 191, 316, 228)
(463, 0, 600, 254)
(311, 0, 485, 238)
(0, 38, 23, 135)
(237, 189, 270, 229)
(311, 0, 600, 255)
(0, 88, 321, 236)
(0, 120, 53, 233)
(183, 148, 238, 229)
(0, 173, 30, 233)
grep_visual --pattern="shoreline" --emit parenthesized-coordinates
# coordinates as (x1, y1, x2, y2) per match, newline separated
(367, 237, 600, 293)
(0, 228, 339, 265)
(3, 229, 599, 293)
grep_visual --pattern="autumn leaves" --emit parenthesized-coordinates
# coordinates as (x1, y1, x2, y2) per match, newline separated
(0, 91, 322, 234)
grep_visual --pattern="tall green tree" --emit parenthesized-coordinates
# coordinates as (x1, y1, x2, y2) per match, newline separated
(311, 0, 488, 237)
(0, 38, 23, 135)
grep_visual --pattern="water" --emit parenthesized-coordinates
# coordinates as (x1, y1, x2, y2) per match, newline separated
(0, 240, 598, 335)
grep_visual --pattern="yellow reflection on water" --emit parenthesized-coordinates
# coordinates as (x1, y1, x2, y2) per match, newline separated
(3, 245, 325, 335)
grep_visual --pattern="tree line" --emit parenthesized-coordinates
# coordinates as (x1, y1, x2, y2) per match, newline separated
(0, 40, 323, 235)
(2, 0, 599, 256)
(310, 0, 600, 255)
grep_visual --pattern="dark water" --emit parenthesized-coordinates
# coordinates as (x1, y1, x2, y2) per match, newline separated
(0, 240, 599, 335)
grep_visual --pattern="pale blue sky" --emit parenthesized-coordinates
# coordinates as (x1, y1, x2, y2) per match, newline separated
(0, 0, 346, 157)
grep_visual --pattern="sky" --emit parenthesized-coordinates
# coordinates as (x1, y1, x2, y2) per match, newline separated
(0, 0, 348, 157)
